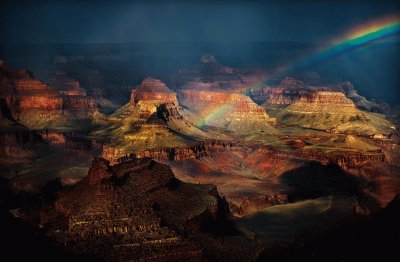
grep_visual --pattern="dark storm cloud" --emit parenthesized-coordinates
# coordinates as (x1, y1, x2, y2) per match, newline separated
(0, 0, 399, 103)
(0, 0, 399, 43)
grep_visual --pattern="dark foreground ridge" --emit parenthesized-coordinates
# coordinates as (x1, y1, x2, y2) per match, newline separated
(38, 157, 254, 261)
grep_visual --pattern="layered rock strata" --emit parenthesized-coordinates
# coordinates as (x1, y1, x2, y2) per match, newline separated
(97, 78, 215, 160)
(40, 157, 236, 261)
(178, 89, 276, 134)
(0, 61, 104, 130)
(276, 91, 395, 136)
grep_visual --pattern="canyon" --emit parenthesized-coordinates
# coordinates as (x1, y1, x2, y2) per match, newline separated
(0, 54, 399, 261)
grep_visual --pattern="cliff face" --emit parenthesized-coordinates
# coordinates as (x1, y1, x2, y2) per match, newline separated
(102, 139, 237, 164)
(41, 157, 236, 260)
(265, 87, 301, 105)
(277, 91, 395, 135)
(178, 89, 276, 134)
(97, 78, 216, 160)
(260, 77, 388, 114)
(0, 62, 105, 130)
(295, 91, 356, 110)
(130, 77, 177, 105)
(335, 81, 388, 113)
(166, 141, 395, 216)
(258, 77, 308, 107)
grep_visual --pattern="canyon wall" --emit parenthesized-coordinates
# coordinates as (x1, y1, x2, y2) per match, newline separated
(102, 137, 384, 170)
(178, 89, 276, 134)
(277, 90, 395, 135)
(130, 77, 177, 105)
(0, 61, 104, 130)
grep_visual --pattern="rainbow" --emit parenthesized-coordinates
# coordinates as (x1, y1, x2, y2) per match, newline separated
(294, 13, 400, 69)
(194, 102, 235, 126)
(191, 14, 400, 128)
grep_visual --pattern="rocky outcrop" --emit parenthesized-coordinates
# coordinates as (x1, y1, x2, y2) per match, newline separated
(0, 62, 105, 130)
(335, 81, 389, 113)
(178, 89, 276, 134)
(102, 139, 239, 164)
(259, 77, 389, 114)
(40, 157, 236, 261)
(96, 78, 215, 159)
(130, 77, 177, 105)
(257, 77, 309, 107)
(265, 87, 301, 105)
(296, 91, 356, 108)
(276, 91, 395, 136)
(255, 146, 385, 170)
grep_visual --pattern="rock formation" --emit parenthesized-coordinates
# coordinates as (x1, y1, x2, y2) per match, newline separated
(335, 81, 389, 113)
(178, 89, 276, 135)
(174, 54, 267, 93)
(40, 157, 238, 261)
(130, 78, 177, 105)
(259, 77, 389, 115)
(263, 77, 306, 106)
(276, 90, 395, 136)
(98, 78, 220, 161)
(0, 62, 105, 130)
(62, 69, 120, 114)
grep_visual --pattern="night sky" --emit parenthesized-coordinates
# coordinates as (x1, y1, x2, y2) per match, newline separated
(1, 0, 399, 43)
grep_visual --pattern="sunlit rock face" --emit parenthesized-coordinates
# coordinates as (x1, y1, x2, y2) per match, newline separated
(130, 77, 177, 106)
(178, 89, 276, 134)
(129, 78, 178, 120)
(98, 78, 216, 162)
(260, 77, 344, 107)
(296, 91, 356, 109)
(0, 61, 104, 130)
(277, 91, 395, 135)
(0, 61, 64, 128)
(264, 78, 306, 106)
(260, 77, 389, 114)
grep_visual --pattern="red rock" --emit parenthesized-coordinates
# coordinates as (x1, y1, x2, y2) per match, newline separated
(0, 61, 104, 130)
(178, 89, 276, 134)
(130, 78, 177, 105)
(297, 90, 356, 107)
(39, 157, 239, 260)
